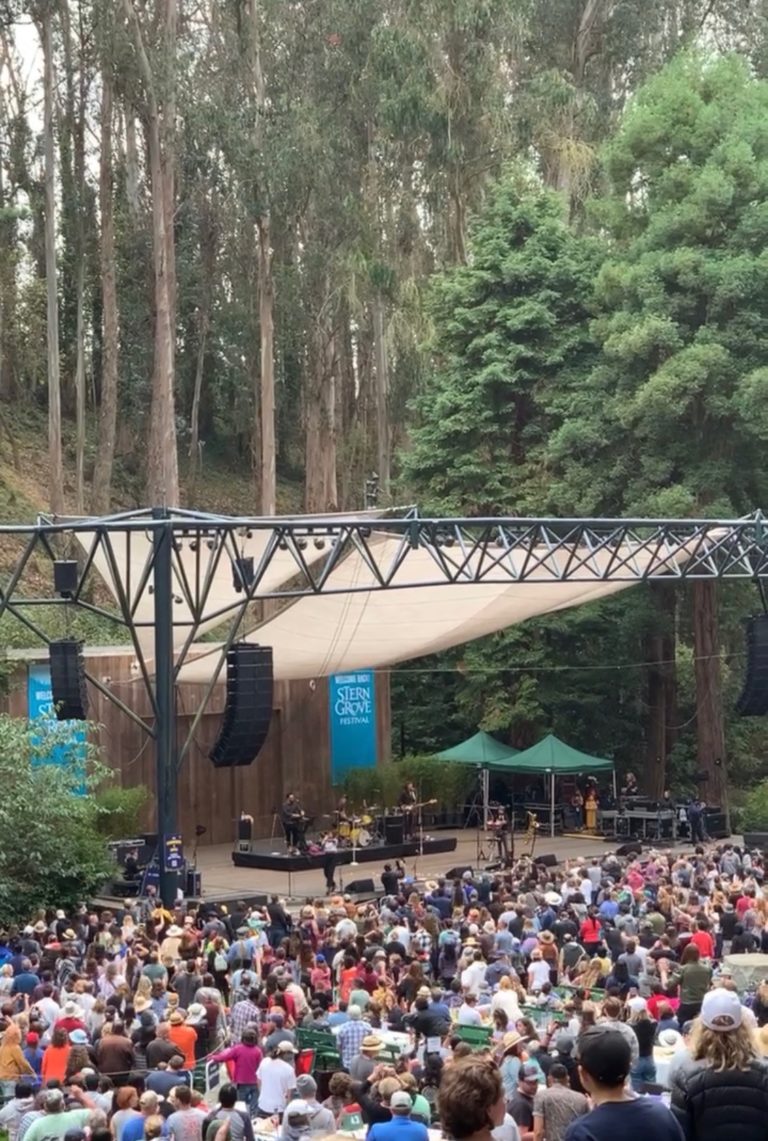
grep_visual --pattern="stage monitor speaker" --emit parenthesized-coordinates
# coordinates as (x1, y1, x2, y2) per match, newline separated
(384, 815, 405, 845)
(210, 644, 273, 767)
(345, 877, 376, 895)
(736, 614, 768, 716)
(534, 853, 558, 867)
(616, 841, 643, 857)
(445, 865, 473, 880)
(49, 638, 88, 720)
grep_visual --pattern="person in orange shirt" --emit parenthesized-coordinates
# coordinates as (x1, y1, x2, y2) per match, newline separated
(339, 956, 358, 1004)
(168, 1011, 198, 1069)
(40, 1027, 71, 1084)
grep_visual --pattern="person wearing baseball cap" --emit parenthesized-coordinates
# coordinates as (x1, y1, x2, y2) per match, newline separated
(669, 988, 768, 1141)
(256, 1039, 297, 1117)
(366, 1087, 428, 1141)
(508, 1062, 540, 1137)
(565, 1027, 683, 1141)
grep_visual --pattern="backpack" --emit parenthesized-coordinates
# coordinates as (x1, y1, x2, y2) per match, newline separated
(213, 951, 228, 973)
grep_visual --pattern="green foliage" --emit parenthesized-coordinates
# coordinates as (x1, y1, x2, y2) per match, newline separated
(741, 781, 768, 832)
(0, 714, 113, 924)
(93, 784, 150, 839)
(403, 170, 602, 513)
(340, 756, 475, 812)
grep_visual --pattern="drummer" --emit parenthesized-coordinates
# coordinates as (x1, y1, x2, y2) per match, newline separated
(335, 795, 352, 826)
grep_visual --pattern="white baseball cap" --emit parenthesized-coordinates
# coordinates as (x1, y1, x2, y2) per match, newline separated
(700, 988, 742, 1032)
(627, 996, 647, 1014)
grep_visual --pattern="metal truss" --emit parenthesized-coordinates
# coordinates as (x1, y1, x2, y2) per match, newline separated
(5, 505, 767, 902)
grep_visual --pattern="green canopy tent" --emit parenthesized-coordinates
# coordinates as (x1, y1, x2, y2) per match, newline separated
(506, 733, 615, 837)
(433, 731, 520, 825)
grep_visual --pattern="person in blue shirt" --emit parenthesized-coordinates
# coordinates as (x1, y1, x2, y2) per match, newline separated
(564, 1027, 683, 1141)
(10, 961, 39, 997)
(367, 1090, 429, 1141)
(22, 1033, 43, 1081)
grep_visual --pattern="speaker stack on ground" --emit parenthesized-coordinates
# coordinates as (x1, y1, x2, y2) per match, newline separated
(210, 644, 274, 767)
(49, 638, 89, 720)
(737, 615, 768, 716)
(533, 853, 558, 868)
(616, 841, 643, 857)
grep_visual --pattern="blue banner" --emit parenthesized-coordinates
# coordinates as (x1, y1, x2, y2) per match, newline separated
(28, 663, 87, 791)
(329, 670, 378, 783)
(164, 834, 184, 872)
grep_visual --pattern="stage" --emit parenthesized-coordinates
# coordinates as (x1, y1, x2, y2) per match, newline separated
(232, 834, 458, 872)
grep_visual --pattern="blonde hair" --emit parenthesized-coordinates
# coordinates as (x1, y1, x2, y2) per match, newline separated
(689, 1020, 757, 1072)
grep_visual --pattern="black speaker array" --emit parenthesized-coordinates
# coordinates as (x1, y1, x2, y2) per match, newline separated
(736, 615, 768, 716)
(209, 644, 273, 767)
(49, 638, 89, 720)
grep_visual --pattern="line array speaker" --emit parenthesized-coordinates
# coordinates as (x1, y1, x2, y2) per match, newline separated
(49, 638, 88, 720)
(209, 644, 273, 767)
(736, 614, 768, 716)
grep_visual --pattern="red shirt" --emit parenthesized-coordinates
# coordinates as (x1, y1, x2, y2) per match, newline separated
(580, 917, 601, 944)
(736, 896, 752, 917)
(690, 929, 714, 959)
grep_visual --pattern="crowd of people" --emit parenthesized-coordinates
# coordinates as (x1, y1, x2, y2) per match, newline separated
(1, 841, 768, 1141)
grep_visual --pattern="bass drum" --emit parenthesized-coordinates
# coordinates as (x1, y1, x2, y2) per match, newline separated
(356, 828, 371, 847)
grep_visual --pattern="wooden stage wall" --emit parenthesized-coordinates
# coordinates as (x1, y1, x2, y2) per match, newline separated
(6, 649, 390, 847)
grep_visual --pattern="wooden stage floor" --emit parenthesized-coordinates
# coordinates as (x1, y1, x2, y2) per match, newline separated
(194, 829, 625, 902)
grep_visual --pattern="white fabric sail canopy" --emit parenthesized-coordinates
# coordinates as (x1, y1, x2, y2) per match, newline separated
(74, 511, 383, 652)
(174, 531, 691, 682)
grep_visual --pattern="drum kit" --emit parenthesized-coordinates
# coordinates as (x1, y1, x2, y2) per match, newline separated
(335, 811, 379, 848)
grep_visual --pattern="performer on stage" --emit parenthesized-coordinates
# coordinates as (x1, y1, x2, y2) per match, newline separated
(335, 795, 351, 826)
(321, 832, 339, 893)
(281, 792, 306, 853)
(584, 787, 598, 833)
(569, 787, 584, 830)
(620, 771, 639, 798)
(398, 781, 418, 838)
(488, 804, 512, 866)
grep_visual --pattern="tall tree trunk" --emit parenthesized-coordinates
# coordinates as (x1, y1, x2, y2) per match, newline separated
(645, 583, 677, 798)
(257, 216, 275, 514)
(692, 579, 728, 820)
(92, 70, 119, 514)
(372, 292, 389, 498)
(124, 111, 141, 220)
(40, 7, 64, 514)
(245, 0, 276, 515)
(187, 305, 209, 495)
(304, 301, 338, 513)
(124, 0, 179, 507)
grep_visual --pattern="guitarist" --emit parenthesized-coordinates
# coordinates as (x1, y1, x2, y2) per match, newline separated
(398, 781, 418, 838)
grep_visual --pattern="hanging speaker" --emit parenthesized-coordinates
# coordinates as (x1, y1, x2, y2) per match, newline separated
(49, 638, 88, 720)
(736, 615, 768, 716)
(209, 644, 273, 767)
(53, 560, 78, 598)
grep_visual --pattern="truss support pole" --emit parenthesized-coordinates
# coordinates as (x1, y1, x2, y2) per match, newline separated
(153, 508, 178, 906)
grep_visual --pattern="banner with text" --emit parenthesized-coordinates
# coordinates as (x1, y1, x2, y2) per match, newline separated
(28, 663, 87, 791)
(329, 670, 378, 783)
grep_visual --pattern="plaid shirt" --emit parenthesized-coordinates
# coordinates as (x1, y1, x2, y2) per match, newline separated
(229, 998, 260, 1043)
(411, 929, 432, 956)
(337, 1018, 372, 1067)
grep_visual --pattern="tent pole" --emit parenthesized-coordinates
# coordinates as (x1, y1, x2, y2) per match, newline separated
(550, 772, 555, 839)
(612, 769, 617, 802)
(483, 768, 489, 830)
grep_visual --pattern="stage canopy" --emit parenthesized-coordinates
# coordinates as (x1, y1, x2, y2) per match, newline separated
(505, 733, 614, 774)
(507, 733, 614, 837)
(173, 530, 685, 682)
(68, 514, 703, 682)
(434, 730, 520, 768)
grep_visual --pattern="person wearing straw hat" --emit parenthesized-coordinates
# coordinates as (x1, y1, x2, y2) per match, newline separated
(349, 1035, 384, 1082)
